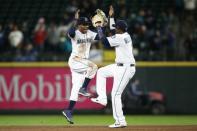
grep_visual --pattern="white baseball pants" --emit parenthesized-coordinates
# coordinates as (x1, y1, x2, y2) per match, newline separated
(96, 64, 135, 124)
(68, 56, 98, 101)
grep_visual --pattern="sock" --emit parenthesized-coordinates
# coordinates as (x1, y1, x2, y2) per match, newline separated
(67, 100, 76, 111)
(81, 78, 91, 90)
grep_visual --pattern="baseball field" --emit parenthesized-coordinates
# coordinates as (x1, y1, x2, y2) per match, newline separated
(0, 115, 197, 131)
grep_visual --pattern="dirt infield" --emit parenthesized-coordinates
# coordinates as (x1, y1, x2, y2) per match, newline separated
(0, 125, 197, 131)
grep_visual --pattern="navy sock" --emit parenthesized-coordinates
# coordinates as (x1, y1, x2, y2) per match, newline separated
(67, 100, 76, 111)
(82, 78, 91, 90)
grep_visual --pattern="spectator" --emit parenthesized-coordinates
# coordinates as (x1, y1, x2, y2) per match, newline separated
(129, 78, 148, 105)
(8, 24, 23, 54)
(161, 28, 176, 61)
(57, 21, 73, 53)
(3, 22, 14, 52)
(184, 0, 196, 10)
(59, 30, 72, 53)
(14, 42, 38, 61)
(46, 22, 60, 52)
(21, 21, 30, 44)
(130, 79, 143, 96)
(184, 31, 197, 60)
(33, 17, 47, 52)
(183, 0, 196, 18)
(149, 29, 162, 60)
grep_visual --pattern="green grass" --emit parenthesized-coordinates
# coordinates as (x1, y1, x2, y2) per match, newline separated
(0, 115, 197, 126)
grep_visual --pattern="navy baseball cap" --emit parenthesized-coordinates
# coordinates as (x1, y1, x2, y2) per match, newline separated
(113, 20, 128, 31)
(77, 17, 91, 25)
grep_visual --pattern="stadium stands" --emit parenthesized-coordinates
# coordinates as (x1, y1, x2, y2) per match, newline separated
(0, 0, 196, 61)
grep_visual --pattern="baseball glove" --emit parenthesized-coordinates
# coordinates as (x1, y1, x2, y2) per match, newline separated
(92, 9, 108, 27)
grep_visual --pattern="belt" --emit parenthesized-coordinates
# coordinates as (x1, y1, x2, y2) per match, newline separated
(117, 63, 135, 67)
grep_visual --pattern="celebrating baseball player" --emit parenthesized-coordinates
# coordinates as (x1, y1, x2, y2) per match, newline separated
(91, 5, 136, 128)
(62, 9, 107, 124)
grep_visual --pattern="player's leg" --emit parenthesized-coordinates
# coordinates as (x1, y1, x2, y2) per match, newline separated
(68, 57, 95, 96)
(110, 66, 135, 128)
(82, 59, 97, 87)
(78, 59, 98, 96)
(91, 64, 114, 106)
(69, 71, 84, 101)
(62, 71, 84, 124)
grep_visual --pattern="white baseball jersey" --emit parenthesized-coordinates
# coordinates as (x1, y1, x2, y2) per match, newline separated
(69, 30, 97, 59)
(107, 33, 135, 64)
(95, 31, 136, 125)
(68, 29, 98, 101)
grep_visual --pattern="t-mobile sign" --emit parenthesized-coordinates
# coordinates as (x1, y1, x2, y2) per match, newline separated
(0, 67, 113, 110)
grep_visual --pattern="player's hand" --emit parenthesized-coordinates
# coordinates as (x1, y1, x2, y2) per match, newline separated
(109, 5, 114, 17)
(75, 9, 80, 19)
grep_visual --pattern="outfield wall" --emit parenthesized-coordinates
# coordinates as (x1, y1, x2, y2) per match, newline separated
(0, 62, 197, 113)
(135, 62, 197, 114)
(0, 62, 113, 111)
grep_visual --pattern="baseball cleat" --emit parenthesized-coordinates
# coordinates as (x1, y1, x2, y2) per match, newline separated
(108, 123, 127, 128)
(78, 88, 91, 97)
(62, 110, 74, 124)
(91, 98, 107, 106)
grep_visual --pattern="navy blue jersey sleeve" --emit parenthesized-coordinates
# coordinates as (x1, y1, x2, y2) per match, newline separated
(68, 27, 76, 38)
(101, 37, 110, 48)
(96, 27, 105, 39)
(94, 26, 110, 47)
(94, 34, 100, 40)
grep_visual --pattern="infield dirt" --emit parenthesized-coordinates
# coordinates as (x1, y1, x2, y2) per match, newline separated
(0, 125, 197, 131)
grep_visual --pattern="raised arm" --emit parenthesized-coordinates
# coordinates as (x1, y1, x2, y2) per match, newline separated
(94, 6, 117, 47)
(109, 5, 116, 35)
(68, 9, 80, 38)
(95, 5, 115, 39)
(96, 26, 110, 48)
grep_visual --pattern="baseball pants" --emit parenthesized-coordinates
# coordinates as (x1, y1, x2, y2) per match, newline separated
(68, 56, 98, 101)
(96, 63, 135, 124)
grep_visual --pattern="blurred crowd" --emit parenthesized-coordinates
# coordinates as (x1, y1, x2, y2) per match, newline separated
(0, 17, 74, 61)
(0, 0, 197, 62)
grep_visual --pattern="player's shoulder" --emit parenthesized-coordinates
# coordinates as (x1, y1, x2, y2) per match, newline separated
(87, 29, 97, 34)
(121, 32, 132, 39)
(114, 33, 128, 39)
(122, 32, 130, 37)
(75, 30, 85, 36)
(75, 30, 80, 34)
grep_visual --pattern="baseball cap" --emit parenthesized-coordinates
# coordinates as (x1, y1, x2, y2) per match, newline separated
(77, 17, 91, 25)
(112, 20, 128, 31)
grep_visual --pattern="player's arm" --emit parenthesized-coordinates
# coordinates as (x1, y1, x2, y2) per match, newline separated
(93, 30, 111, 48)
(94, 27, 106, 40)
(94, 26, 110, 47)
(109, 5, 116, 36)
(97, 30, 120, 48)
(98, 5, 117, 47)
(93, 5, 116, 47)
(96, 26, 120, 47)
(68, 9, 80, 38)
(68, 28, 76, 38)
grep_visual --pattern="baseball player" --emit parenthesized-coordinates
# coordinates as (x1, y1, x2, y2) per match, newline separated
(91, 6, 136, 128)
(62, 10, 103, 124)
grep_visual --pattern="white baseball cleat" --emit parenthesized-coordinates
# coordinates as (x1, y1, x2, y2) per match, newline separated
(91, 98, 107, 106)
(108, 123, 127, 128)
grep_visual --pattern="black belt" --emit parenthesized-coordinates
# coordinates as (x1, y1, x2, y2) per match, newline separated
(117, 63, 135, 67)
